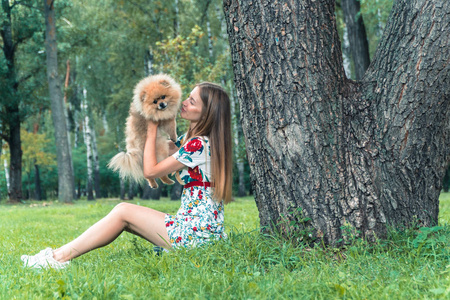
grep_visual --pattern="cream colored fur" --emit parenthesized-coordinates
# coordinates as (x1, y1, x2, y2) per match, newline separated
(108, 74, 181, 188)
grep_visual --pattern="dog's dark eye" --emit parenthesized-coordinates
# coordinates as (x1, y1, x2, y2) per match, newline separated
(161, 95, 166, 100)
(153, 100, 158, 104)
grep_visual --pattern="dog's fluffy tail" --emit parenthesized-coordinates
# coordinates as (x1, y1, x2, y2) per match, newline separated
(108, 151, 144, 183)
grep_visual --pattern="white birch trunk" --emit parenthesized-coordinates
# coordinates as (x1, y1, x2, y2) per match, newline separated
(174, 0, 179, 36)
(145, 48, 154, 76)
(91, 124, 101, 198)
(4, 158, 10, 194)
(207, 18, 213, 60)
(82, 88, 94, 200)
(227, 80, 246, 197)
(343, 26, 352, 79)
(102, 112, 109, 134)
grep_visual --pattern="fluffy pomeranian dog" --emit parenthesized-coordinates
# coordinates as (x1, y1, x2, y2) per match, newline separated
(108, 74, 182, 188)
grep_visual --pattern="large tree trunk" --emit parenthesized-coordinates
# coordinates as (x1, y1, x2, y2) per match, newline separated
(223, 0, 450, 245)
(44, 0, 74, 203)
(341, 0, 371, 80)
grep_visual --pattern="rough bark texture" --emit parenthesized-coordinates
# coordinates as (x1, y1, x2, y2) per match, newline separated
(224, 0, 450, 244)
(44, 0, 74, 203)
(341, 0, 371, 80)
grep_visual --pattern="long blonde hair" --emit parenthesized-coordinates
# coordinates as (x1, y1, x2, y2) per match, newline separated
(185, 82, 233, 204)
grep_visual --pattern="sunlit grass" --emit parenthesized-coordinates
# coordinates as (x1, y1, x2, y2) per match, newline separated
(0, 193, 449, 299)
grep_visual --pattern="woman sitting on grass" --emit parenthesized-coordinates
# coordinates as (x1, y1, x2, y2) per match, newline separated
(21, 82, 233, 269)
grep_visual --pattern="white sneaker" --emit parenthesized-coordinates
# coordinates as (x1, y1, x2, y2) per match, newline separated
(21, 248, 70, 270)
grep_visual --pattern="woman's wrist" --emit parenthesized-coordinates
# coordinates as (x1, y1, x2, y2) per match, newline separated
(147, 121, 159, 137)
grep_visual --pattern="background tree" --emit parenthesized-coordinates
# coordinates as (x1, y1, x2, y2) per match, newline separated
(0, 0, 44, 201)
(21, 129, 55, 199)
(340, 0, 370, 80)
(43, 0, 74, 203)
(224, 0, 450, 244)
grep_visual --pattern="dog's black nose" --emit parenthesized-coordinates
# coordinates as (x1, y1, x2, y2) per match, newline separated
(158, 102, 168, 110)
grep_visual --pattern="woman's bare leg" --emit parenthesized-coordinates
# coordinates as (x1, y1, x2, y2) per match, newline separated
(52, 203, 170, 262)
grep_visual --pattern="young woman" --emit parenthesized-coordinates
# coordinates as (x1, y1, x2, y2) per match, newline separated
(21, 82, 232, 269)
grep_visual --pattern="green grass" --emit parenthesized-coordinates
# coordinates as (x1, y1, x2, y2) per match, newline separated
(1, 194, 449, 299)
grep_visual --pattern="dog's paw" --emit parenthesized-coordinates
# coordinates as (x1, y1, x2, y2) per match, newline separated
(161, 178, 175, 185)
(147, 178, 159, 189)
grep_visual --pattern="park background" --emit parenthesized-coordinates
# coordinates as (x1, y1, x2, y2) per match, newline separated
(1, 0, 450, 298)
(2, 0, 448, 202)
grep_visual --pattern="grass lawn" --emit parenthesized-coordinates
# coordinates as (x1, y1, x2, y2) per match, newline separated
(1, 193, 449, 299)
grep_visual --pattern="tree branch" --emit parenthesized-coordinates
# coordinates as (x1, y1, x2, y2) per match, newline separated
(11, 0, 41, 10)
(199, 0, 212, 26)
(126, 0, 162, 39)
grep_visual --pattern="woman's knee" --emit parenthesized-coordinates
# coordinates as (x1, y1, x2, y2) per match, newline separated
(110, 202, 132, 217)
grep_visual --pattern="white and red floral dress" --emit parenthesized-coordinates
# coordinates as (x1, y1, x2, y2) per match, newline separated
(165, 135, 225, 248)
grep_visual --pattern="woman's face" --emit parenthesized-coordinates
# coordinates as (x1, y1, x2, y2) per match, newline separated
(181, 86, 204, 126)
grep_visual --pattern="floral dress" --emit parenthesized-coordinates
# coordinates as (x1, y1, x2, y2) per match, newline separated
(164, 135, 225, 249)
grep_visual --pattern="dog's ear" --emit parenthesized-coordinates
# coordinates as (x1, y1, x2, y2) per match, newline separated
(140, 91, 146, 102)
(159, 80, 170, 87)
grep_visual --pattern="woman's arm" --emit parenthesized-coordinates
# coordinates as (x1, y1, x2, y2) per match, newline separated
(143, 121, 185, 180)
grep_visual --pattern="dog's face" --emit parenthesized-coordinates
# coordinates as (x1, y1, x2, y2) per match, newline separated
(133, 76, 181, 121)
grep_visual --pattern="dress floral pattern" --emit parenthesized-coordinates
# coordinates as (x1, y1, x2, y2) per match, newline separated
(165, 135, 225, 249)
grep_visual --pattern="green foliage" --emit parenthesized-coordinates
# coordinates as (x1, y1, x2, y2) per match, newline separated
(21, 129, 56, 174)
(276, 206, 316, 245)
(360, 0, 394, 57)
(336, 0, 394, 79)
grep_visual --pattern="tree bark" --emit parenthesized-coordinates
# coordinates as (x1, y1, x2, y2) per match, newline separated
(443, 166, 449, 193)
(141, 181, 161, 200)
(1, 0, 22, 201)
(63, 59, 76, 199)
(170, 181, 183, 200)
(120, 176, 126, 200)
(91, 126, 101, 198)
(3, 158, 10, 196)
(82, 92, 94, 201)
(341, 0, 371, 80)
(128, 180, 135, 200)
(342, 25, 352, 79)
(223, 0, 450, 245)
(230, 84, 246, 197)
(8, 109, 22, 201)
(44, 0, 74, 203)
(34, 163, 42, 200)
